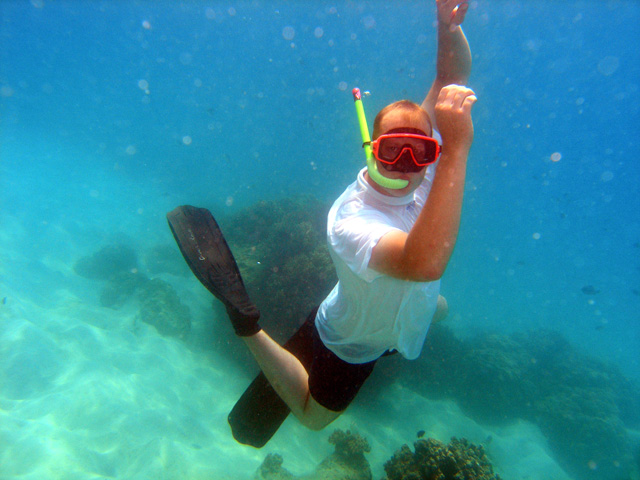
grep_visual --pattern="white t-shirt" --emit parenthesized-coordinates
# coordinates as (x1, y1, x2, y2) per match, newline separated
(315, 165, 441, 364)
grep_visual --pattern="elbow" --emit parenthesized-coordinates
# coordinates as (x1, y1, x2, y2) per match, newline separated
(414, 265, 445, 283)
(402, 261, 447, 282)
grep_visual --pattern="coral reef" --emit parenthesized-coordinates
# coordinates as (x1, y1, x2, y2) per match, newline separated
(314, 429, 372, 480)
(255, 453, 295, 480)
(383, 437, 500, 480)
(74, 244, 138, 280)
(255, 430, 372, 480)
(390, 325, 640, 480)
(255, 432, 497, 480)
(75, 245, 191, 340)
(136, 278, 191, 340)
(222, 196, 336, 342)
(143, 244, 191, 277)
(100, 271, 149, 308)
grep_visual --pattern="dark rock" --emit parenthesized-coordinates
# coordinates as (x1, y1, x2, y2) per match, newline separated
(143, 244, 190, 277)
(74, 244, 138, 280)
(100, 271, 148, 308)
(137, 278, 191, 339)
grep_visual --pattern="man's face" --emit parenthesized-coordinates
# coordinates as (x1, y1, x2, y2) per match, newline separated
(370, 110, 433, 197)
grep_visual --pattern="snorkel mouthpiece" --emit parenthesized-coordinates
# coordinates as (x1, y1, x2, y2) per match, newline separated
(352, 88, 408, 190)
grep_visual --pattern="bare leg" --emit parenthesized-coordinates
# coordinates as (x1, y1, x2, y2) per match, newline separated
(242, 330, 341, 430)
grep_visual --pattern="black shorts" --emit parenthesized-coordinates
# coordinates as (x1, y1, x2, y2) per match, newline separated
(302, 308, 378, 412)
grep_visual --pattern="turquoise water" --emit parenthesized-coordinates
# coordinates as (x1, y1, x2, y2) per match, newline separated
(1, 1, 639, 479)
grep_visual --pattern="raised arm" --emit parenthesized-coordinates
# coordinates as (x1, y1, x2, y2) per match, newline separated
(421, 0, 472, 131)
(369, 85, 476, 281)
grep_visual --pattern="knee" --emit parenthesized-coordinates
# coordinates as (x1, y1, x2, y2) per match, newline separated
(298, 397, 342, 431)
(300, 413, 337, 431)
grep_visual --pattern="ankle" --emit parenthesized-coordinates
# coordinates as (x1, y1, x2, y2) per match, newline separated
(225, 305, 261, 337)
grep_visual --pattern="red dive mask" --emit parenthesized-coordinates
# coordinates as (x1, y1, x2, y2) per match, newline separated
(370, 128, 441, 173)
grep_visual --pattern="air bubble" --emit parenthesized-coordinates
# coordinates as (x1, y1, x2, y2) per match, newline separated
(282, 26, 295, 40)
(600, 171, 614, 182)
(597, 56, 619, 76)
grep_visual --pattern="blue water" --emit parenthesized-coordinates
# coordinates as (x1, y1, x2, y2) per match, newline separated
(1, 1, 639, 479)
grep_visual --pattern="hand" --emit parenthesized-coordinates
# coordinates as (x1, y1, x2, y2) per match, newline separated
(437, 0, 469, 32)
(434, 84, 476, 156)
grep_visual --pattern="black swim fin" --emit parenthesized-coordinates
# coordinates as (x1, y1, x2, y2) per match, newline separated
(228, 316, 316, 448)
(167, 205, 260, 334)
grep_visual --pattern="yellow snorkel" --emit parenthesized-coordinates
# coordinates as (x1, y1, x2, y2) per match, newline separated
(352, 88, 408, 190)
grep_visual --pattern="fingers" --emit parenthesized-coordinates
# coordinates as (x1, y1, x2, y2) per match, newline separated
(437, 0, 469, 30)
(437, 84, 476, 110)
(462, 93, 477, 112)
(449, 2, 469, 31)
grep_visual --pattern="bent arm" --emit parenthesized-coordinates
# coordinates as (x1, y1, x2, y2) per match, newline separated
(370, 85, 476, 281)
(421, 0, 472, 131)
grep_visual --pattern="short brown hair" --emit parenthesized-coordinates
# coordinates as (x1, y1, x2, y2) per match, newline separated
(372, 100, 432, 139)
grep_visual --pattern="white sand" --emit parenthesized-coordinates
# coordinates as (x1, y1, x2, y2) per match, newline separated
(0, 268, 574, 479)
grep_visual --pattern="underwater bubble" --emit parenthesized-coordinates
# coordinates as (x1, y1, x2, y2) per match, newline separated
(125, 145, 137, 155)
(532, 232, 541, 240)
(142, 20, 151, 30)
(576, 97, 585, 105)
(182, 136, 192, 145)
(282, 26, 295, 41)
(362, 15, 376, 29)
(597, 56, 619, 76)
(338, 81, 348, 91)
(205, 8, 215, 20)
(1, 85, 14, 97)
(137, 79, 149, 90)
(600, 171, 614, 182)
(227, 7, 236, 16)
(314, 27, 324, 38)
(194, 78, 202, 87)
(587, 460, 597, 470)
(550, 152, 562, 162)
(225, 196, 234, 207)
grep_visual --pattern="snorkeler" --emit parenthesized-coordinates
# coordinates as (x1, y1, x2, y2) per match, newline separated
(168, 0, 475, 447)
